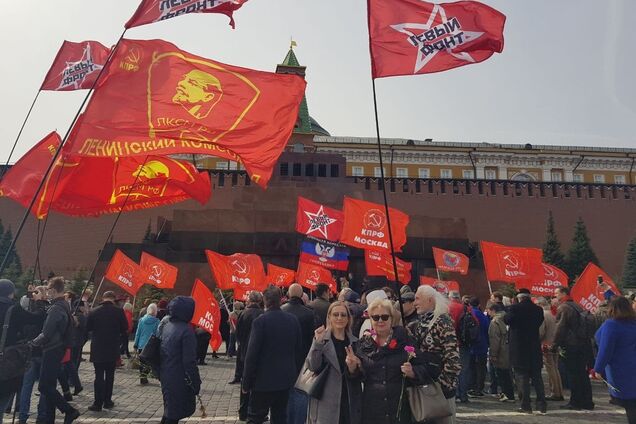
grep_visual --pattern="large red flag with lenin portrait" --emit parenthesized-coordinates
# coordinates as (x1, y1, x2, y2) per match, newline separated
(365, 250, 412, 284)
(190, 279, 223, 350)
(126, 0, 249, 29)
(368, 0, 506, 78)
(104, 250, 146, 296)
(432, 247, 469, 275)
(205, 250, 265, 293)
(571, 263, 620, 314)
(340, 197, 409, 253)
(296, 262, 336, 294)
(296, 197, 344, 242)
(480, 241, 543, 289)
(528, 263, 569, 297)
(419, 276, 460, 296)
(41, 41, 111, 91)
(140, 252, 178, 289)
(266, 264, 295, 288)
(66, 39, 306, 188)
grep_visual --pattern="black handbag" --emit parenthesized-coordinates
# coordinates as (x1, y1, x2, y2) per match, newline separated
(0, 305, 32, 382)
(139, 334, 161, 375)
(294, 359, 330, 399)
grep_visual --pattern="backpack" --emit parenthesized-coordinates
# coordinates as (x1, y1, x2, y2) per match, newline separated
(565, 302, 599, 340)
(458, 305, 480, 347)
(0, 305, 32, 383)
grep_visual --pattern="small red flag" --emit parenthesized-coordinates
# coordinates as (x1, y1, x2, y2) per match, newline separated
(368, 0, 506, 78)
(480, 241, 543, 288)
(41, 41, 111, 91)
(67, 39, 306, 188)
(296, 262, 336, 294)
(190, 279, 223, 350)
(126, 0, 249, 29)
(432, 247, 469, 275)
(104, 250, 145, 296)
(528, 263, 569, 297)
(365, 250, 411, 284)
(266, 264, 295, 288)
(205, 250, 265, 291)
(340, 197, 409, 253)
(419, 276, 460, 295)
(140, 252, 178, 289)
(295, 197, 344, 242)
(571, 263, 620, 314)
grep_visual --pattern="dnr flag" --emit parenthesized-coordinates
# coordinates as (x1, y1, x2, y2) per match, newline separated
(126, 0, 249, 29)
(41, 41, 111, 91)
(67, 39, 306, 188)
(368, 0, 506, 78)
(299, 239, 349, 271)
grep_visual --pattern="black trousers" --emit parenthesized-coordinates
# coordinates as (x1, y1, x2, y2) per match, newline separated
(93, 361, 116, 407)
(495, 368, 515, 399)
(196, 331, 211, 362)
(514, 365, 545, 410)
(247, 389, 289, 424)
(38, 347, 73, 423)
(470, 354, 487, 393)
(563, 345, 594, 408)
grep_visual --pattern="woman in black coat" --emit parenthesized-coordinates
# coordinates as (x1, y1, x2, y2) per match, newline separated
(159, 296, 201, 424)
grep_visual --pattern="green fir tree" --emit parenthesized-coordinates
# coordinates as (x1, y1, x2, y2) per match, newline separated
(542, 211, 566, 270)
(621, 237, 636, 288)
(565, 217, 599, 280)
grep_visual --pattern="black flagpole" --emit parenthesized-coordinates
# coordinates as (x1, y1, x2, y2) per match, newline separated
(371, 78, 406, 324)
(0, 29, 127, 276)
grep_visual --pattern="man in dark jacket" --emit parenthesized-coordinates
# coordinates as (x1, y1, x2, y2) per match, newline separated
(281, 283, 314, 424)
(242, 286, 303, 424)
(468, 297, 489, 397)
(86, 290, 128, 412)
(307, 283, 330, 329)
(504, 289, 546, 414)
(32, 277, 80, 423)
(553, 286, 594, 410)
(234, 291, 264, 420)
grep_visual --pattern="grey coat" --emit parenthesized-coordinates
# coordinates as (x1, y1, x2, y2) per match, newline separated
(305, 330, 362, 424)
(488, 312, 510, 369)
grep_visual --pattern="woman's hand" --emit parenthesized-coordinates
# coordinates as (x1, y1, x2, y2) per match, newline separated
(345, 345, 360, 373)
(590, 369, 602, 380)
(401, 361, 415, 379)
(314, 325, 326, 340)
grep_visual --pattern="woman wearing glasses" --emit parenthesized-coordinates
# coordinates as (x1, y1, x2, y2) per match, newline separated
(306, 301, 362, 424)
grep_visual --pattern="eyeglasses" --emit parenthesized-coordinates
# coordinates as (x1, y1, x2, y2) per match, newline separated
(331, 312, 348, 318)
(370, 314, 390, 322)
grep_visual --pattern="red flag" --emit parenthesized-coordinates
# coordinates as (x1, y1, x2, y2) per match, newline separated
(571, 263, 621, 314)
(295, 197, 344, 242)
(140, 252, 178, 289)
(190, 279, 223, 350)
(67, 39, 306, 188)
(480, 241, 543, 288)
(365, 250, 411, 284)
(41, 41, 111, 91)
(432, 247, 469, 275)
(368, 0, 506, 78)
(126, 0, 249, 29)
(296, 262, 336, 294)
(340, 197, 409, 253)
(419, 276, 460, 295)
(266, 264, 295, 288)
(529, 263, 569, 297)
(103, 250, 145, 296)
(205, 250, 265, 291)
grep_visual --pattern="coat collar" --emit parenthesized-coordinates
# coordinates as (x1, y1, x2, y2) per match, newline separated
(319, 328, 356, 374)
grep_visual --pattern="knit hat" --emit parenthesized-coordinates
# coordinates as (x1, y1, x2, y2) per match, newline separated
(0, 279, 16, 297)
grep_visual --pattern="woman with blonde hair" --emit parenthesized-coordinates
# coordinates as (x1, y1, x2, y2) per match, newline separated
(305, 301, 362, 424)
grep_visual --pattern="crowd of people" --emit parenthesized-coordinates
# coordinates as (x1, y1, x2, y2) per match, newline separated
(1, 275, 636, 424)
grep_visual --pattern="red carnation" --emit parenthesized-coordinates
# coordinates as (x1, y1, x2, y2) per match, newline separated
(388, 339, 398, 349)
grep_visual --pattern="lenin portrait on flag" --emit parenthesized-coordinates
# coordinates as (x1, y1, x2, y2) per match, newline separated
(146, 51, 261, 144)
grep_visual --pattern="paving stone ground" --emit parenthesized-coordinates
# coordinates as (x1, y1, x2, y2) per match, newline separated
(4, 353, 627, 423)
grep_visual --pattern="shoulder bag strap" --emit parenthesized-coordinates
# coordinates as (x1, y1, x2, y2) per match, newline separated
(0, 305, 16, 353)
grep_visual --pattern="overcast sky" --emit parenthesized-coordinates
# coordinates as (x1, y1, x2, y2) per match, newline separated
(1, 0, 635, 163)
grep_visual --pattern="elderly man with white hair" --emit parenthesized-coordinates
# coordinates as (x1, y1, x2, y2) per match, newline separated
(410, 285, 461, 424)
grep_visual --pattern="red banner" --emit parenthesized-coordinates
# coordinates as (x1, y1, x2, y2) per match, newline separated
(67, 39, 306, 188)
(340, 197, 409, 253)
(266, 264, 295, 288)
(126, 0, 249, 29)
(368, 0, 506, 78)
(295, 197, 344, 242)
(41, 41, 111, 91)
(190, 279, 222, 350)
(528, 263, 569, 296)
(365, 250, 411, 284)
(480, 241, 543, 288)
(140, 252, 178, 289)
(571, 263, 621, 314)
(104, 250, 145, 296)
(296, 262, 336, 293)
(419, 276, 460, 295)
(205, 250, 265, 291)
(432, 247, 469, 275)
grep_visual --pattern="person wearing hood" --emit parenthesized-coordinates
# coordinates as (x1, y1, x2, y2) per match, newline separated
(159, 296, 201, 424)
(134, 303, 160, 384)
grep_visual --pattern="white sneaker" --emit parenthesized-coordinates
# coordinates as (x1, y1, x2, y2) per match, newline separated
(499, 394, 513, 402)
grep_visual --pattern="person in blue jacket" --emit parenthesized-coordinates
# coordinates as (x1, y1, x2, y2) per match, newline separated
(468, 297, 490, 397)
(592, 296, 636, 423)
(134, 303, 160, 384)
(159, 296, 201, 424)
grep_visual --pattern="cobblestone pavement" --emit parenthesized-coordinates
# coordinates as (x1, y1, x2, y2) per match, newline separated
(4, 355, 627, 423)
